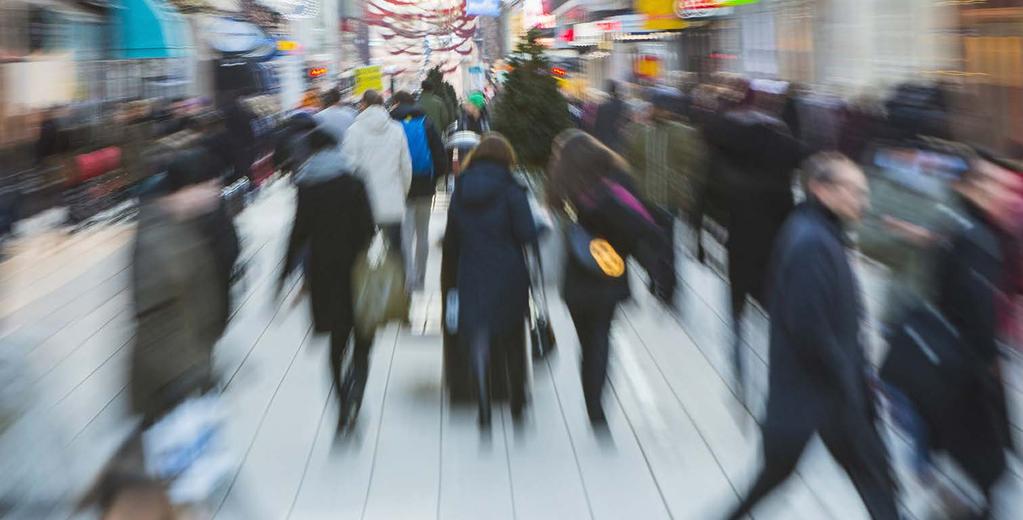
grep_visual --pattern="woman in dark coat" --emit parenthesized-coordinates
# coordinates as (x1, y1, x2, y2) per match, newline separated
(444, 133, 536, 429)
(546, 130, 676, 426)
(279, 128, 375, 431)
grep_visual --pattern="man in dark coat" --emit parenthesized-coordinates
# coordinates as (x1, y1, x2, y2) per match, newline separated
(727, 153, 899, 520)
(593, 81, 628, 153)
(702, 91, 803, 402)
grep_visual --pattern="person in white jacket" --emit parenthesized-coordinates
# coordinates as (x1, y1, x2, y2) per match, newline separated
(342, 90, 413, 249)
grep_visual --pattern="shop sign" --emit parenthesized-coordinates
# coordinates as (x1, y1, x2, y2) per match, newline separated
(635, 0, 686, 31)
(277, 40, 300, 52)
(675, 0, 734, 19)
(354, 66, 384, 95)
(635, 55, 661, 78)
(573, 20, 622, 45)
(308, 67, 327, 78)
(207, 18, 267, 54)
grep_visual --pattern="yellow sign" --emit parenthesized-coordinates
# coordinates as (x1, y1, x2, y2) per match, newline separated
(277, 40, 299, 52)
(354, 66, 384, 95)
(635, 0, 687, 31)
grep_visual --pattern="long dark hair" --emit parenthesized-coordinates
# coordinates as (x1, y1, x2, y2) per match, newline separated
(546, 130, 630, 212)
(463, 132, 517, 170)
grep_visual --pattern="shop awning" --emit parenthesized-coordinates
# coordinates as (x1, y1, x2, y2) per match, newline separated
(113, 0, 191, 59)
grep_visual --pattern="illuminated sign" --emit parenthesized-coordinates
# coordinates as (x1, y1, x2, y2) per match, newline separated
(308, 67, 327, 78)
(277, 40, 299, 52)
(551, 66, 567, 77)
(676, 0, 735, 19)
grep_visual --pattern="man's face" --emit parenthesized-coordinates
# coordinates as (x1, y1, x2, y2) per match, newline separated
(813, 162, 870, 223)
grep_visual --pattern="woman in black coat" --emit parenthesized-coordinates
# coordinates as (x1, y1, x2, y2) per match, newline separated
(546, 130, 676, 426)
(279, 128, 375, 432)
(444, 133, 536, 429)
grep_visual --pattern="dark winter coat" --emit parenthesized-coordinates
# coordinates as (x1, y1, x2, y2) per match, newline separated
(444, 160, 536, 339)
(131, 202, 224, 419)
(593, 97, 627, 153)
(931, 198, 1010, 488)
(563, 173, 676, 311)
(703, 109, 803, 312)
(391, 103, 449, 199)
(763, 201, 878, 441)
(281, 174, 375, 333)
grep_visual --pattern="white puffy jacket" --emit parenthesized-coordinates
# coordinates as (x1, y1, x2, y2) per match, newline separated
(342, 105, 412, 225)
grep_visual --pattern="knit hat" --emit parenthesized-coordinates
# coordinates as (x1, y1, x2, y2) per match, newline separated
(468, 92, 486, 110)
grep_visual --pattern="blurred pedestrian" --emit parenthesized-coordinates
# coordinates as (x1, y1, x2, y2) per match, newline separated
(547, 130, 676, 426)
(419, 80, 452, 135)
(342, 90, 412, 255)
(593, 81, 627, 153)
(314, 88, 357, 147)
(280, 128, 375, 431)
(702, 79, 803, 403)
(444, 133, 536, 429)
(131, 149, 226, 424)
(726, 152, 898, 520)
(626, 91, 708, 228)
(926, 150, 1017, 517)
(459, 95, 489, 135)
(391, 91, 448, 292)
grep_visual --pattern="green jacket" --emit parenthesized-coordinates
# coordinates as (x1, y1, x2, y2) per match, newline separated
(626, 119, 708, 215)
(419, 92, 451, 135)
(857, 173, 958, 326)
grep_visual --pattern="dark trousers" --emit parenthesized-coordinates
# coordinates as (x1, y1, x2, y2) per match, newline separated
(727, 414, 900, 520)
(468, 324, 527, 409)
(568, 302, 617, 417)
(330, 319, 374, 418)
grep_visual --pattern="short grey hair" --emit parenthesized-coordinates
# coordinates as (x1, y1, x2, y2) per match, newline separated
(801, 151, 856, 191)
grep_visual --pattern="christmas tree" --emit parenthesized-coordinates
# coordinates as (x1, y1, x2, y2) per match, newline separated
(492, 29, 571, 170)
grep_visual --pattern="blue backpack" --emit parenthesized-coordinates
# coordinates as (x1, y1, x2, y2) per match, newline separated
(400, 115, 434, 177)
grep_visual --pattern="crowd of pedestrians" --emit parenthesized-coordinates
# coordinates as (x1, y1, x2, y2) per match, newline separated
(15, 71, 1016, 519)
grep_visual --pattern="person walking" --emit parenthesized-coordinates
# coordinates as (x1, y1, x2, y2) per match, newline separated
(927, 151, 1017, 518)
(314, 88, 357, 146)
(131, 148, 227, 424)
(593, 81, 628, 153)
(342, 90, 412, 253)
(702, 80, 803, 404)
(726, 152, 899, 520)
(280, 128, 375, 431)
(390, 91, 448, 291)
(546, 130, 676, 426)
(444, 133, 536, 429)
(418, 81, 452, 136)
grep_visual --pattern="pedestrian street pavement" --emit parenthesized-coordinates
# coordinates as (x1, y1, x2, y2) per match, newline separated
(1, 181, 1021, 519)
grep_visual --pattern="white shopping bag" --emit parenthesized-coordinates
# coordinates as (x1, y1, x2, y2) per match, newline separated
(142, 395, 234, 504)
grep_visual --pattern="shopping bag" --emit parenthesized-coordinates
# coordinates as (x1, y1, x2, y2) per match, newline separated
(141, 394, 233, 504)
(352, 233, 410, 338)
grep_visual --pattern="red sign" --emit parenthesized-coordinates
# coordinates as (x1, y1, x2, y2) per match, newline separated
(308, 67, 327, 78)
(551, 66, 567, 77)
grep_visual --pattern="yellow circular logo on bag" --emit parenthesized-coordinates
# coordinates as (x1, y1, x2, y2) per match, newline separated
(590, 238, 625, 278)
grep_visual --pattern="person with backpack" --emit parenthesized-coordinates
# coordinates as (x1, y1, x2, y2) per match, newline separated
(390, 91, 448, 291)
